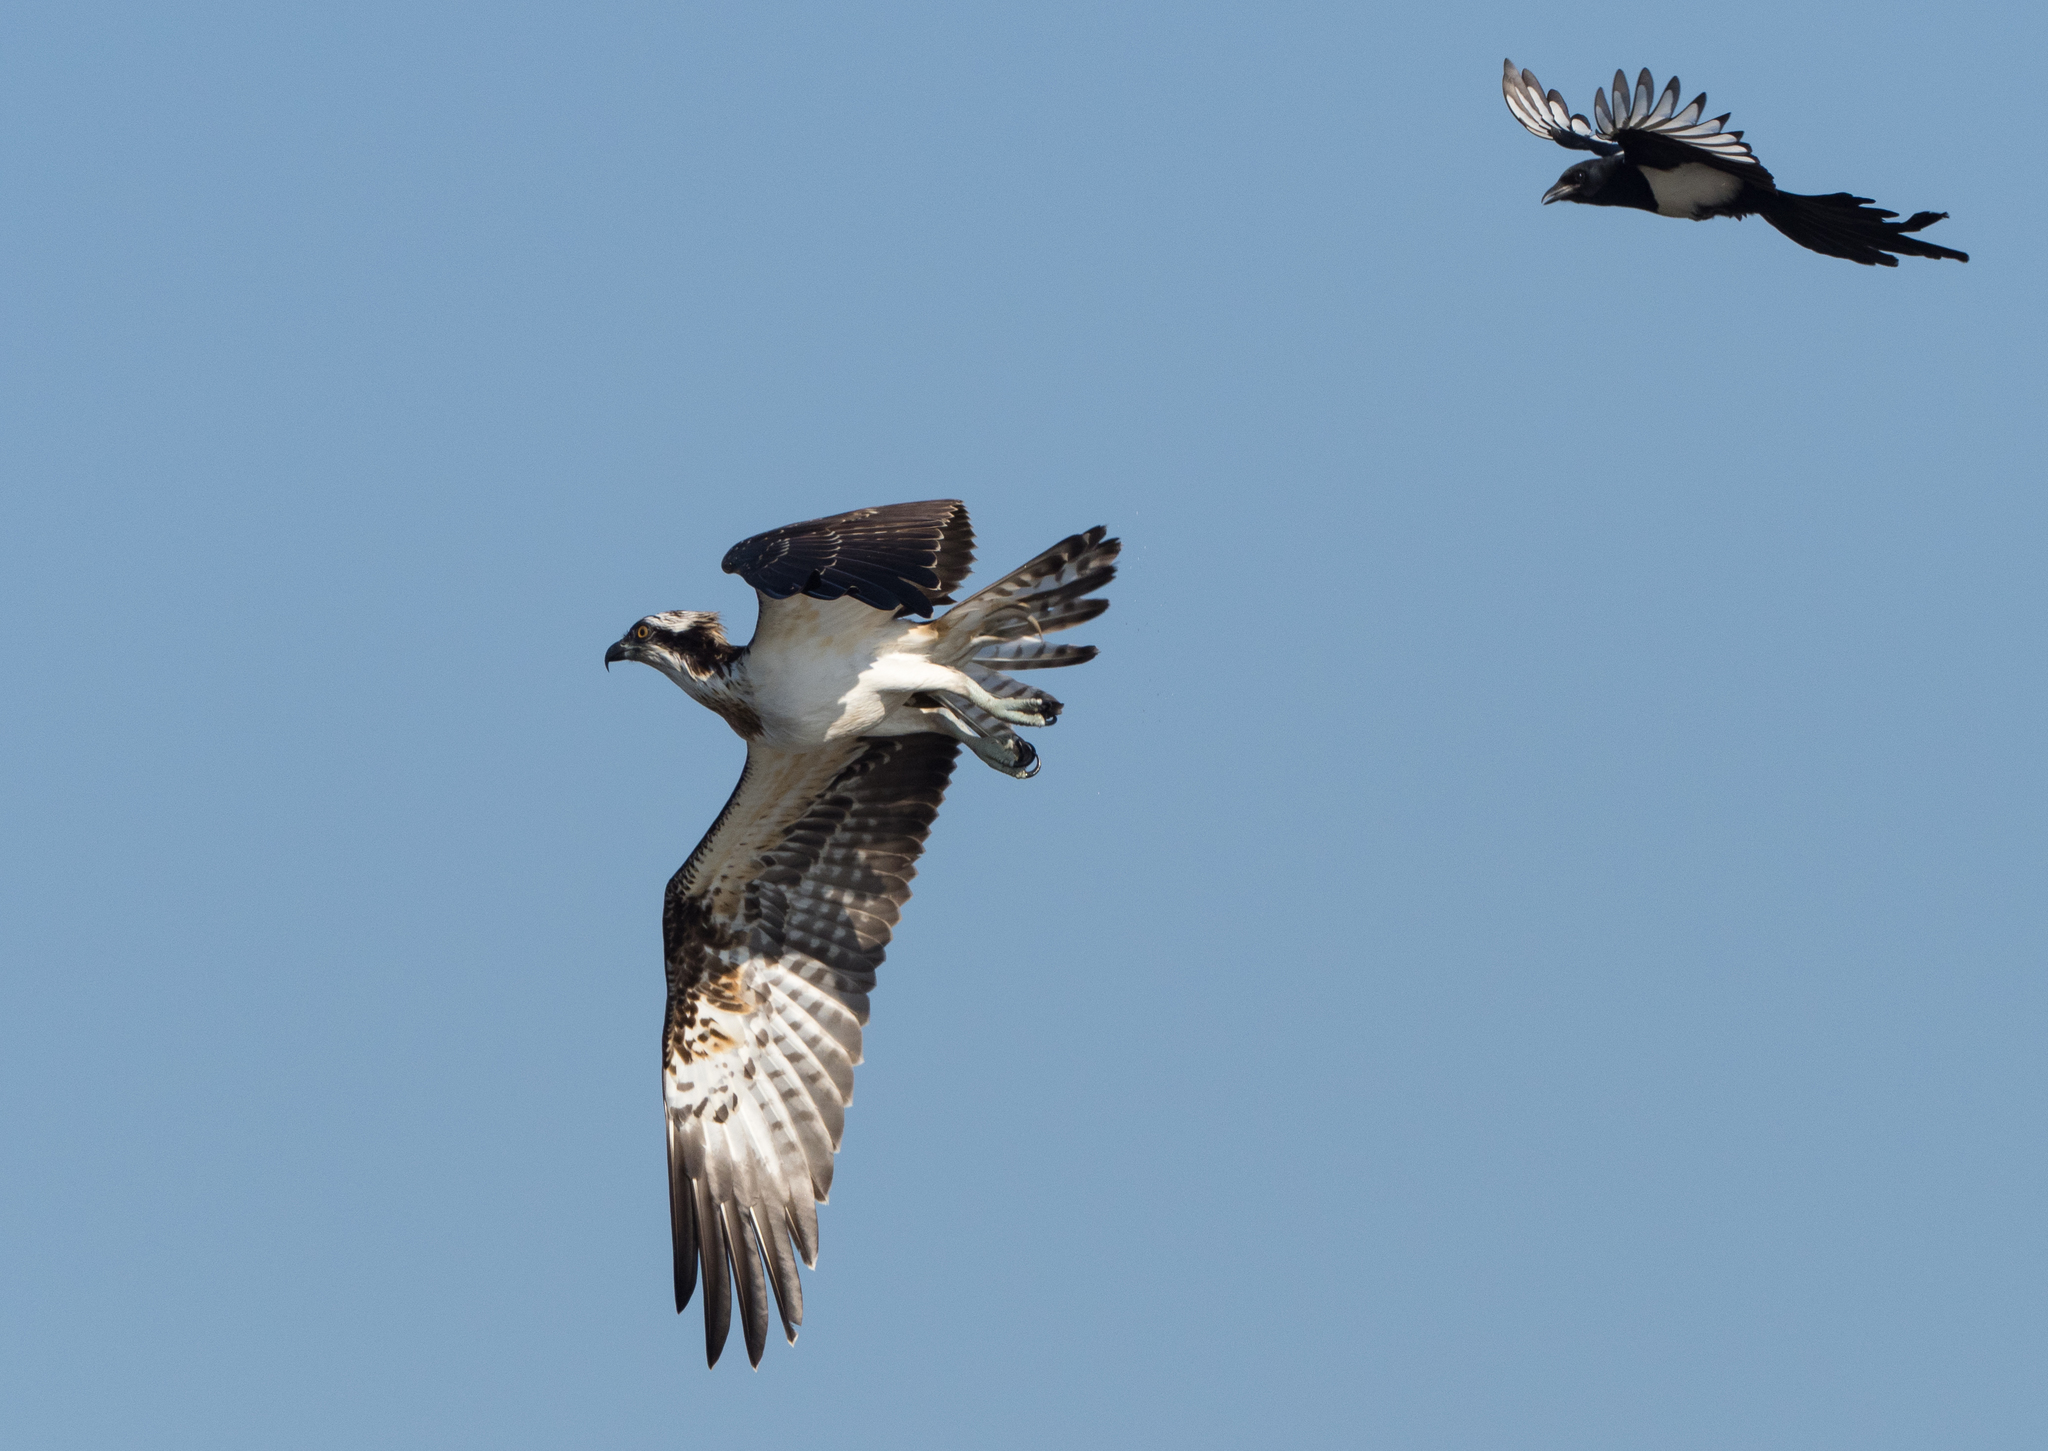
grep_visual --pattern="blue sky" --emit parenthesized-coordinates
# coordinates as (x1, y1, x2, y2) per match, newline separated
(4, 2, 2043, 1446)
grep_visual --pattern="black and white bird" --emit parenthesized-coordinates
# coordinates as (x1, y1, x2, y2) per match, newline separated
(603, 500, 1118, 1367)
(1502, 59, 1968, 266)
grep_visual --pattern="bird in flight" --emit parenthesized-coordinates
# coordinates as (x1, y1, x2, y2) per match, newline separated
(604, 500, 1118, 1366)
(1502, 59, 1968, 266)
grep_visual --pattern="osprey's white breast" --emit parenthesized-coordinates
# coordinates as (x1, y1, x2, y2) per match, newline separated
(1641, 162, 1745, 218)
(743, 595, 935, 749)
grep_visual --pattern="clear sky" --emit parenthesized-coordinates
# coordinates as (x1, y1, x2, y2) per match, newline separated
(4, 2, 2043, 1446)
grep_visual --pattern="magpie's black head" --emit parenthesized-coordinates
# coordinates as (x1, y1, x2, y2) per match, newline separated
(604, 611, 734, 682)
(1542, 158, 1609, 206)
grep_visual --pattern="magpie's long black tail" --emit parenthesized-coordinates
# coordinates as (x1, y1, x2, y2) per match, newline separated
(1760, 191, 1968, 267)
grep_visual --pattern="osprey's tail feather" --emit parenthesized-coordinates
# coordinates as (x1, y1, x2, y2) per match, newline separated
(939, 524, 1119, 664)
(930, 525, 1118, 768)
(1760, 191, 1968, 266)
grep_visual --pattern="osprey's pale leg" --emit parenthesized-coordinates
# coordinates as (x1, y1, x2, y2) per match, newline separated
(945, 674, 1059, 728)
(857, 654, 1054, 730)
(914, 700, 1038, 779)
(866, 653, 1058, 730)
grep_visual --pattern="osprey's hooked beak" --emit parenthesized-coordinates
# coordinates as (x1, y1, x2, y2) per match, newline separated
(1541, 178, 1578, 205)
(604, 640, 629, 670)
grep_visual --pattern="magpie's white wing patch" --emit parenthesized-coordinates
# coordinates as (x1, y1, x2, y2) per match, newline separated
(660, 735, 957, 1367)
(1593, 67, 1766, 173)
(1502, 59, 1611, 153)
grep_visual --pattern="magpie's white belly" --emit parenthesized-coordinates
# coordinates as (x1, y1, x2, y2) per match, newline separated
(1641, 162, 1743, 218)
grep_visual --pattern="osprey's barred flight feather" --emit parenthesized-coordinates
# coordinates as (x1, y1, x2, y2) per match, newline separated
(604, 500, 1118, 1367)
(1502, 59, 1968, 266)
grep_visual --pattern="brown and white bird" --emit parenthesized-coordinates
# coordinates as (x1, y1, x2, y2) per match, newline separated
(604, 500, 1118, 1367)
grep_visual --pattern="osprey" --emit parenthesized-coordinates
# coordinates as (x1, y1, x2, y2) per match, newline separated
(603, 500, 1118, 1367)
(1502, 59, 1968, 266)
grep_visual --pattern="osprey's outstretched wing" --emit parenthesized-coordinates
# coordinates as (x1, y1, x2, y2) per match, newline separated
(660, 734, 959, 1367)
(1502, 59, 1618, 155)
(721, 500, 976, 617)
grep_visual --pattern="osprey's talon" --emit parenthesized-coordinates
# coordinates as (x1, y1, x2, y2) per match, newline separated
(1002, 695, 1058, 728)
(1006, 739, 1040, 779)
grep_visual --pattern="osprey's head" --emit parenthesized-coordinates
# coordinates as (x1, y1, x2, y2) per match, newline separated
(604, 611, 734, 687)
(1542, 156, 1622, 206)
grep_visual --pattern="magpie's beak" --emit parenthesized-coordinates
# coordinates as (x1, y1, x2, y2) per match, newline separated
(604, 640, 629, 670)
(1541, 179, 1577, 205)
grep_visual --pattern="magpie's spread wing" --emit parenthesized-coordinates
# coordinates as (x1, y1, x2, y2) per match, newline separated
(661, 735, 958, 1367)
(1594, 68, 1771, 180)
(1502, 59, 1618, 155)
(721, 500, 976, 617)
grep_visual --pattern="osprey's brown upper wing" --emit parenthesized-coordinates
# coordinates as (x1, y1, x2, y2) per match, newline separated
(721, 500, 976, 617)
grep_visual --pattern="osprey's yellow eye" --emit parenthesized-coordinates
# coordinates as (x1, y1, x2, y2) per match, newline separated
(635, 624, 651, 641)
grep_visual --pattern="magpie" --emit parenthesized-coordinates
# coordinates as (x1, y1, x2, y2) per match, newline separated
(1502, 59, 1968, 266)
